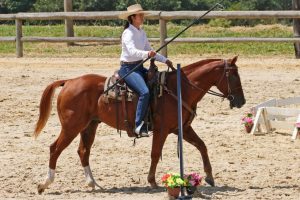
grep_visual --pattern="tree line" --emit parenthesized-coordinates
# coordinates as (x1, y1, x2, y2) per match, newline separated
(0, 0, 295, 26)
(0, 0, 293, 13)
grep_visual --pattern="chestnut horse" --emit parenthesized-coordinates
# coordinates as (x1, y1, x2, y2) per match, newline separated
(34, 56, 245, 194)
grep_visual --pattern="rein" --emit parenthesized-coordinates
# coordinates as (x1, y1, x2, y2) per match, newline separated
(182, 60, 239, 101)
(160, 83, 197, 117)
(159, 59, 238, 116)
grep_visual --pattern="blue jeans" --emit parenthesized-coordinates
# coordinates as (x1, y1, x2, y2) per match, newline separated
(119, 63, 149, 127)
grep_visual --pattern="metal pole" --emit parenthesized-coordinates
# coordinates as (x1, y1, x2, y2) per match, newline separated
(176, 64, 192, 200)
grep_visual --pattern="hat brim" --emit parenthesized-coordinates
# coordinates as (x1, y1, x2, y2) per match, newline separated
(119, 10, 150, 20)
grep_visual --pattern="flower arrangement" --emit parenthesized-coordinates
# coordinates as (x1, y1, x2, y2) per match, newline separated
(184, 173, 202, 187)
(162, 172, 202, 197)
(161, 172, 185, 188)
(242, 112, 254, 127)
(161, 172, 202, 188)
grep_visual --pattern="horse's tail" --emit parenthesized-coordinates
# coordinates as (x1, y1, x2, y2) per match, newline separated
(33, 79, 67, 139)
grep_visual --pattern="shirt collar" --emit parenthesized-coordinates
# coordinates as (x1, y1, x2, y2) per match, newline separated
(129, 24, 142, 32)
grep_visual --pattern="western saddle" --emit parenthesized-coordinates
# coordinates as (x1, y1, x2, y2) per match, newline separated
(102, 59, 166, 137)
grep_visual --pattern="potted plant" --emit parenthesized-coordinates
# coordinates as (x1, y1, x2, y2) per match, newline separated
(161, 172, 185, 198)
(242, 112, 254, 133)
(184, 173, 202, 195)
(161, 172, 202, 197)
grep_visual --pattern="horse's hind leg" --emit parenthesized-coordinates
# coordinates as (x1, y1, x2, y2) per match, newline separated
(183, 126, 215, 186)
(147, 130, 169, 188)
(37, 129, 79, 194)
(77, 120, 101, 189)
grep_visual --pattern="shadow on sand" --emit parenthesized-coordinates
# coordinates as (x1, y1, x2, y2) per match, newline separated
(48, 185, 166, 195)
(48, 184, 245, 198)
(193, 185, 245, 199)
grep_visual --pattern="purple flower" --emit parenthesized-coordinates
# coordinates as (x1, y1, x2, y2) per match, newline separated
(184, 173, 202, 187)
(242, 113, 254, 127)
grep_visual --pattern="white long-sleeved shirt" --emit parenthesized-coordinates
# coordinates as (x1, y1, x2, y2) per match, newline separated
(120, 24, 167, 63)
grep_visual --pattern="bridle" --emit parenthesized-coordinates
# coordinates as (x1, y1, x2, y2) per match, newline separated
(183, 60, 241, 102)
(158, 59, 240, 131)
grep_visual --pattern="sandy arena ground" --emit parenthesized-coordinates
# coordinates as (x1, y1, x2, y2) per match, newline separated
(0, 55, 299, 200)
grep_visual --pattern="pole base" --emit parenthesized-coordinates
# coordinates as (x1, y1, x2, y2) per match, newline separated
(176, 194, 193, 200)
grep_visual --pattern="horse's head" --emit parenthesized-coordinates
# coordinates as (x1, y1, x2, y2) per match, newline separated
(214, 56, 245, 109)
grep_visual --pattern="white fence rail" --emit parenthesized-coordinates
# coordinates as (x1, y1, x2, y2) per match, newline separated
(0, 10, 300, 57)
(250, 97, 300, 140)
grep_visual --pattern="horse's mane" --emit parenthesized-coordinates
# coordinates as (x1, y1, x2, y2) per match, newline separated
(166, 58, 224, 80)
(182, 59, 222, 74)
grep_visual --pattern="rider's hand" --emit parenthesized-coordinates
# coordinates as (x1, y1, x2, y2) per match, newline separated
(148, 50, 156, 58)
(166, 59, 175, 71)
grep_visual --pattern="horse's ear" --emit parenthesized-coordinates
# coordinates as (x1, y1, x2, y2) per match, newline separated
(231, 55, 238, 65)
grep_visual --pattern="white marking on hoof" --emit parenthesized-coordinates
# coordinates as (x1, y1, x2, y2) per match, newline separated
(37, 168, 55, 194)
(84, 166, 99, 189)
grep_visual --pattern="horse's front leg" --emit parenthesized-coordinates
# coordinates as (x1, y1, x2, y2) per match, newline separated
(77, 120, 102, 190)
(147, 130, 169, 188)
(183, 126, 215, 186)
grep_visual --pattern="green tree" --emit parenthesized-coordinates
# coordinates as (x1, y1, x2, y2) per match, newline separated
(0, 0, 295, 13)
(33, 0, 63, 12)
(74, 0, 117, 11)
(0, 0, 35, 13)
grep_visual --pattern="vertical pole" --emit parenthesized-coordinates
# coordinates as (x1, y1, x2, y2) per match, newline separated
(293, 0, 300, 58)
(16, 19, 23, 58)
(159, 19, 167, 57)
(64, 0, 74, 46)
(176, 64, 192, 200)
(177, 64, 185, 197)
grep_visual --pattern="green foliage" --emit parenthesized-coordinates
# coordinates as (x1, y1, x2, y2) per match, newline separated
(1, 0, 295, 26)
(33, 0, 63, 12)
(0, 0, 295, 13)
(73, 0, 117, 11)
(0, 0, 35, 13)
(208, 19, 231, 27)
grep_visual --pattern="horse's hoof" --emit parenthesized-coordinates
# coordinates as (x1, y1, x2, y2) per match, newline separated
(205, 176, 215, 187)
(87, 181, 95, 189)
(37, 184, 45, 194)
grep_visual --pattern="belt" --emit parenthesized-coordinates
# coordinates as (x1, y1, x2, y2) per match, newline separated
(120, 60, 143, 65)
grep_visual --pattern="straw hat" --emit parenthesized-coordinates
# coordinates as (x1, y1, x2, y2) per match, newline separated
(119, 4, 150, 20)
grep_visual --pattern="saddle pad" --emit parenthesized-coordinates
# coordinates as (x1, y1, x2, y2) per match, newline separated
(103, 77, 135, 101)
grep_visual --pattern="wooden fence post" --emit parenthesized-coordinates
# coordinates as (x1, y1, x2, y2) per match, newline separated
(293, 0, 300, 58)
(159, 19, 167, 57)
(16, 19, 23, 58)
(64, 0, 74, 46)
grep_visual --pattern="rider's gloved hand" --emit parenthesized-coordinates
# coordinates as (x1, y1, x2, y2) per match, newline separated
(148, 50, 156, 58)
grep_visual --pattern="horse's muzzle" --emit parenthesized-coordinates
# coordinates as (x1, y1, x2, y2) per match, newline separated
(230, 95, 246, 109)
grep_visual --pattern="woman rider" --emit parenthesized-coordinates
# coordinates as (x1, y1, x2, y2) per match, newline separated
(118, 4, 173, 137)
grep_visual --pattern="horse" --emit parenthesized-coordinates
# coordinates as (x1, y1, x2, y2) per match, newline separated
(34, 56, 245, 194)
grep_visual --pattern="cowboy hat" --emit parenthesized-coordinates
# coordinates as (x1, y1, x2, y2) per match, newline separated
(119, 4, 150, 20)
